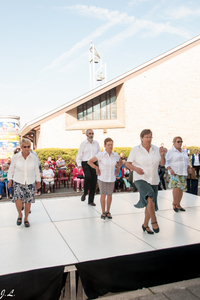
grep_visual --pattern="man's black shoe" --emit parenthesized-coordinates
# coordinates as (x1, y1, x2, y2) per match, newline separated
(81, 194, 86, 201)
(88, 202, 96, 206)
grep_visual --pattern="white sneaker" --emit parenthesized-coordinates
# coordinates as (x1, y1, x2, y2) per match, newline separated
(47, 189, 50, 193)
(77, 188, 79, 192)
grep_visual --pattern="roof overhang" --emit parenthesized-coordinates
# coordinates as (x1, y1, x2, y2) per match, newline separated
(21, 34, 200, 137)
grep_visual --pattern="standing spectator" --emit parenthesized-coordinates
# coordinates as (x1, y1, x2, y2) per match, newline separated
(76, 129, 101, 206)
(8, 138, 41, 227)
(56, 156, 67, 170)
(31, 150, 42, 196)
(73, 165, 84, 192)
(158, 165, 166, 190)
(160, 143, 168, 155)
(0, 163, 12, 199)
(88, 138, 122, 219)
(183, 144, 190, 156)
(126, 129, 165, 234)
(166, 136, 191, 212)
(191, 149, 200, 178)
(46, 156, 56, 171)
(42, 163, 55, 193)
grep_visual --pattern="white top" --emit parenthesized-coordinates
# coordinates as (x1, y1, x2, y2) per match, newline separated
(194, 154, 200, 166)
(76, 139, 101, 166)
(95, 150, 120, 182)
(43, 169, 54, 178)
(165, 147, 190, 176)
(8, 152, 41, 184)
(127, 144, 161, 185)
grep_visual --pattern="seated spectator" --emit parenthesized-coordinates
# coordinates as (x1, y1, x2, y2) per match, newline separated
(0, 163, 12, 199)
(122, 162, 131, 191)
(120, 152, 126, 160)
(46, 156, 56, 171)
(120, 153, 126, 169)
(42, 163, 54, 193)
(73, 165, 84, 192)
(56, 156, 67, 170)
(14, 146, 21, 154)
(115, 167, 124, 192)
(6, 157, 12, 168)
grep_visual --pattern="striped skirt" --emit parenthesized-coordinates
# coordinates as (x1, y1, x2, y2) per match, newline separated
(98, 180, 114, 196)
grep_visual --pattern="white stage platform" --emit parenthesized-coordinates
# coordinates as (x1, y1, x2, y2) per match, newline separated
(1, 190, 200, 277)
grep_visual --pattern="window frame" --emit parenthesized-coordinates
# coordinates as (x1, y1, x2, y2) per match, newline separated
(77, 88, 116, 121)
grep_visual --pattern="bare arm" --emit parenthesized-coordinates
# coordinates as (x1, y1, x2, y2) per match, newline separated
(159, 147, 166, 166)
(115, 158, 123, 176)
(126, 162, 144, 175)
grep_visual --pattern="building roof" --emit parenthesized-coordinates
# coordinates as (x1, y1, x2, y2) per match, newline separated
(21, 34, 200, 136)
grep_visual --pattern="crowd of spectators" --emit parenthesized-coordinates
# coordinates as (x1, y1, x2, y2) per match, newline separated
(0, 143, 199, 200)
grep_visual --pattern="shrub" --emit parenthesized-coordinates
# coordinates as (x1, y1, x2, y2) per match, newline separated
(187, 146, 200, 156)
(113, 147, 132, 159)
(34, 148, 79, 169)
(34, 147, 133, 169)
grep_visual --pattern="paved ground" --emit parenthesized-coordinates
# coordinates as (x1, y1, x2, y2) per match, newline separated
(99, 278, 200, 300)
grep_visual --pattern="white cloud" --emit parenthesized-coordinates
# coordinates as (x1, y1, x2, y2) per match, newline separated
(128, 0, 151, 6)
(165, 6, 200, 19)
(41, 21, 115, 72)
(43, 5, 192, 74)
(59, 5, 135, 24)
(99, 19, 191, 51)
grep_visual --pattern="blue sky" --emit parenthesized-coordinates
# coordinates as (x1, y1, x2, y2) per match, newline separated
(0, 0, 199, 127)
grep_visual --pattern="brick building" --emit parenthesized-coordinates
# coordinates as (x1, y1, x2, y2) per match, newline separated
(21, 35, 200, 150)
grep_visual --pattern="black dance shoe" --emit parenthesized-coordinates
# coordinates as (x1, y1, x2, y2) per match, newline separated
(173, 203, 179, 213)
(142, 224, 154, 234)
(151, 222, 160, 233)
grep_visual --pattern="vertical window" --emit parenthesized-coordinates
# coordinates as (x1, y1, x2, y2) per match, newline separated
(77, 88, 116, 120)
(106, 91, 111, 119)
(87, 100, 93, 120)
(93, 97, 100, 120)
(110, 89, 117, 119)
(83, 103, 87, 120)
(77, 106, 83, 121)
(101, 93, 107, 119)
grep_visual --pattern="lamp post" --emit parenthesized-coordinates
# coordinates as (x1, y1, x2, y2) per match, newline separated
(89, 41, 107, 90)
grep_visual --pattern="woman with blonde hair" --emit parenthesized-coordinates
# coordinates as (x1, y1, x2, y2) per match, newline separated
(166, 136, 191, 212)
(88, 138, 122, 220)
(8, 138, 41, 227)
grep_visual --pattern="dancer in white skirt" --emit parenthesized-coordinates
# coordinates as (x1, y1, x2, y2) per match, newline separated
(88, 138, 122, 220)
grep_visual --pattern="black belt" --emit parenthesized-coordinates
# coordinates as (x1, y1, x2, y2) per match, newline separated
(82, 161, 98, 165)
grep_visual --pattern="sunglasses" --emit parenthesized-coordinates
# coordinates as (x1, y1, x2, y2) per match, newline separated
(22, 146, 30, 148)
(177, 141, 183, 143)
(88, 133, 94, 135)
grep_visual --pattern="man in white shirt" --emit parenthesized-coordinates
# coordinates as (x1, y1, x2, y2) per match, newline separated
(76, 129, 101, 206)
(191, 149, 200, 178)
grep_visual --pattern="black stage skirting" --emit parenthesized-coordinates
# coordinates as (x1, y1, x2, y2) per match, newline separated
(1, 244, 200, 300)
(0, 266, 65, 300)
(76, 243, 200, 299)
